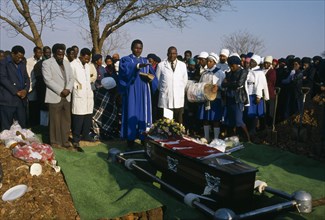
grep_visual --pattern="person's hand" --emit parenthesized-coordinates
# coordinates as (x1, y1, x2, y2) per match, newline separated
(255, 97, 261, 104)
(321, 86, 325, 92)
(212, 84, 218, 93)
(60, 89, 70, 97)
(17, 90, 27, 99)
(139, 63, 150, 68)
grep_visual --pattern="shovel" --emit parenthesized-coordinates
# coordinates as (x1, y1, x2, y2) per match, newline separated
(294, 87, 310, 142)
(270, 87, 281, 145)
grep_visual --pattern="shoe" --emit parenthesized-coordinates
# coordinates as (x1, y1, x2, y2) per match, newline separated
(63, 141, 73, 148)
(73, 142, 84, 152)
(82, 136, 96, 142)
(51, 143, 64, 149)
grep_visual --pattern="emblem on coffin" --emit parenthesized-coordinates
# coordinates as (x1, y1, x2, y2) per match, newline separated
(145, 142, 153, 158)
(203, 172, 221, 195)
(167, 156, 178, 172)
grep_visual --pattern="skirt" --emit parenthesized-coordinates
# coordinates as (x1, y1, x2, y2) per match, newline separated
(247, 94, 265, 118)
(224, 97, 245, 127)
(198, 98, 223, 121)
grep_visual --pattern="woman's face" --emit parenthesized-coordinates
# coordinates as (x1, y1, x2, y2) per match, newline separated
(207, 59, 216, 69)
(293, 62, 300, 71)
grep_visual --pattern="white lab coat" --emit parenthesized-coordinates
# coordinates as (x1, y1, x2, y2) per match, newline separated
(70, 58, 94, 115)
(156, 59, 188, 109)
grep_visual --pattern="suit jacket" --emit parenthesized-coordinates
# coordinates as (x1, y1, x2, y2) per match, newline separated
(42, 57, 74, 104)
(0, 57, 30, 107)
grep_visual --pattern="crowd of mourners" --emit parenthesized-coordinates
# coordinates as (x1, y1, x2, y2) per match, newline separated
(0, 40, 324, 152)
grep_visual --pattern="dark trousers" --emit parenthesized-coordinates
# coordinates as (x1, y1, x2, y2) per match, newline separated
(48, 98, 71, 146)
(0, 102, 26, 131)
(158, 107, 184, 124)
(28, 100, 40, 127)
(72, 114, 92, 143)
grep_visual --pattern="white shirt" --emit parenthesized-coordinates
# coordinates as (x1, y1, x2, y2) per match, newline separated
(156, 59, 188, 109)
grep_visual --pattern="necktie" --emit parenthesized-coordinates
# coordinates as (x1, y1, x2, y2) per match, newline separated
(171, 61, 175, 72)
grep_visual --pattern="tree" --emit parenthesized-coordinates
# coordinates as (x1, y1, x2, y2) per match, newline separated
(221, 30, 265, 55)
(0, 0, 72, 48)
(73, 0, 231, 54)
(321, 50, 325, 57)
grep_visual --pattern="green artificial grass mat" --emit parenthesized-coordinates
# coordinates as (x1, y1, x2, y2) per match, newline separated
(54, 142, 205, 220)
(54, 141, 325, 220)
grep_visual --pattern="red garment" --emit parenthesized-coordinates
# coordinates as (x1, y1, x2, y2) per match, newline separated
(265, 68, 277, 99)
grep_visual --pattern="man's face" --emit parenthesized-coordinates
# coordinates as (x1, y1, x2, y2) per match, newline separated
(132, 43, 143, 57)
(34, 49, 43, 60)
(198, 57, 207, 67)
(80, 54, 90, 65)
(184, 52, 191, 61)
(219, 54, 227, 64)
(43, 49, 51, 59)
(73, 48, 79, 59)
(0, 52, 5, 61)
(67, 51, 75, 62)
(12, 52, 24, 64)
(167, 48, 177, 62)
(54, 49, 65, 65)
(112, 53, 119, 62)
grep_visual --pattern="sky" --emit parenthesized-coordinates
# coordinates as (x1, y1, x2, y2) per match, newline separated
(1, 0, 324, 60)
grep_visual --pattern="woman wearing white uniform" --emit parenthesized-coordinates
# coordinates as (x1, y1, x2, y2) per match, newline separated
(198, 53, 225, 141)
(246, 55, 269, 134)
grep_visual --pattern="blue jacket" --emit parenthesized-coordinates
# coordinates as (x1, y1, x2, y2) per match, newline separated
(0, 57, 30, 107)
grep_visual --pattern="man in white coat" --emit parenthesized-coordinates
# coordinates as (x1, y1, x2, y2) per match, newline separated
(156, 46, 188, 124)
(42, 43, 74, 149)
(70, 48, 94, 151)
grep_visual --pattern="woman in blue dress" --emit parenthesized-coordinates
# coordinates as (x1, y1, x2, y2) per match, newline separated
(198, 53, 225, 142)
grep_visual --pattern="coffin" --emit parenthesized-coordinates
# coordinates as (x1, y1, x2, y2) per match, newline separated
(144, 136, 258, 209)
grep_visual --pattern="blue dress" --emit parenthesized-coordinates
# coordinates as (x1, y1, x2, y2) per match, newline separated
(118, 54, 158, 141)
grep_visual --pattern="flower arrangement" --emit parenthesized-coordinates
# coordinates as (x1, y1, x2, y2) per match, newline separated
(148, 118, 186, 139)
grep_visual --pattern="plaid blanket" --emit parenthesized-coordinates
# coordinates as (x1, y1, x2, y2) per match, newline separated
(92, 88, 118, 134)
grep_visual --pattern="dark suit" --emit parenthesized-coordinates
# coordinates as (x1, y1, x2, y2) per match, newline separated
(0, 57, 30, 131)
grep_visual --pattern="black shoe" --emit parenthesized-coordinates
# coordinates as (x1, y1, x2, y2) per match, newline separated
(82, 136, 96, 142)
(73, 142, 84, 152)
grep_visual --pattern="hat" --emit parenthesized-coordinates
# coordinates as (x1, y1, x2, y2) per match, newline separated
(147, 53, 161, 63)
(251, 55, 261, 65)
(198, 51, 209, 59)
(92, 54, 102, 62)
(302, 57, 311, 64)
(278, 58, 286, 65)
(293, 57, 301, 65)
(312, 56, 322, 62)
(101, 77, 116, 90)
(272, 59, 278, 64)
(227, 56, 241, 65)
(220, 49, 230, 57)
(188, 58, 196, 65)
(207, 52, 219, 63)
(264, 56, 273, 64)
(229, 53, 240, 59)
(246, 52, 254, 58)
